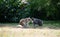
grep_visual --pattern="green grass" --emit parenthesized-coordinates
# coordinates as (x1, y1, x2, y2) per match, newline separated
(0, 21, 60, 29)
(43, 21, 60, 29)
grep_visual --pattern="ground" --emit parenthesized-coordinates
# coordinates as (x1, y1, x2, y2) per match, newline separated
(0, 27, 60, 37)
(0, 21, 60, 37)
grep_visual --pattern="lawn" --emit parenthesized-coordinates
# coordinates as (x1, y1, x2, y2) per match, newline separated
(0, 21, 60, 29)
(0, 21, 60, 37)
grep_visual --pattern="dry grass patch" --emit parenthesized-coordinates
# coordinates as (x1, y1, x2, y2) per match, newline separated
(0, 27, 60, 37)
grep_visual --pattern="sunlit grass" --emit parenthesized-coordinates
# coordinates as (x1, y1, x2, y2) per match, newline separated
(0, 28, 60, 37)
(0, 21, 60, 37)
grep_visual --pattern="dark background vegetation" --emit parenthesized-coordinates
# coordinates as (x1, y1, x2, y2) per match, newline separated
(0, 0, 60, 23)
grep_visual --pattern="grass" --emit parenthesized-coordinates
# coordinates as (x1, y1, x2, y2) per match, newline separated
(43, 21, 60, 29)
(0, 27, 60, 37)
(0, 21, 60, 37)
(0, 21, 60, 29)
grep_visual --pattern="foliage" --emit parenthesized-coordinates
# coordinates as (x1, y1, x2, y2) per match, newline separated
(0, 0, 60, 22)
(0, 0, 30, 22)
(28, 0, 60, 20)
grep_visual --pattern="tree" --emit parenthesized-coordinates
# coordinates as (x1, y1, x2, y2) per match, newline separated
(0, 0, 30, 22)
(27, 0, 50, 19)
